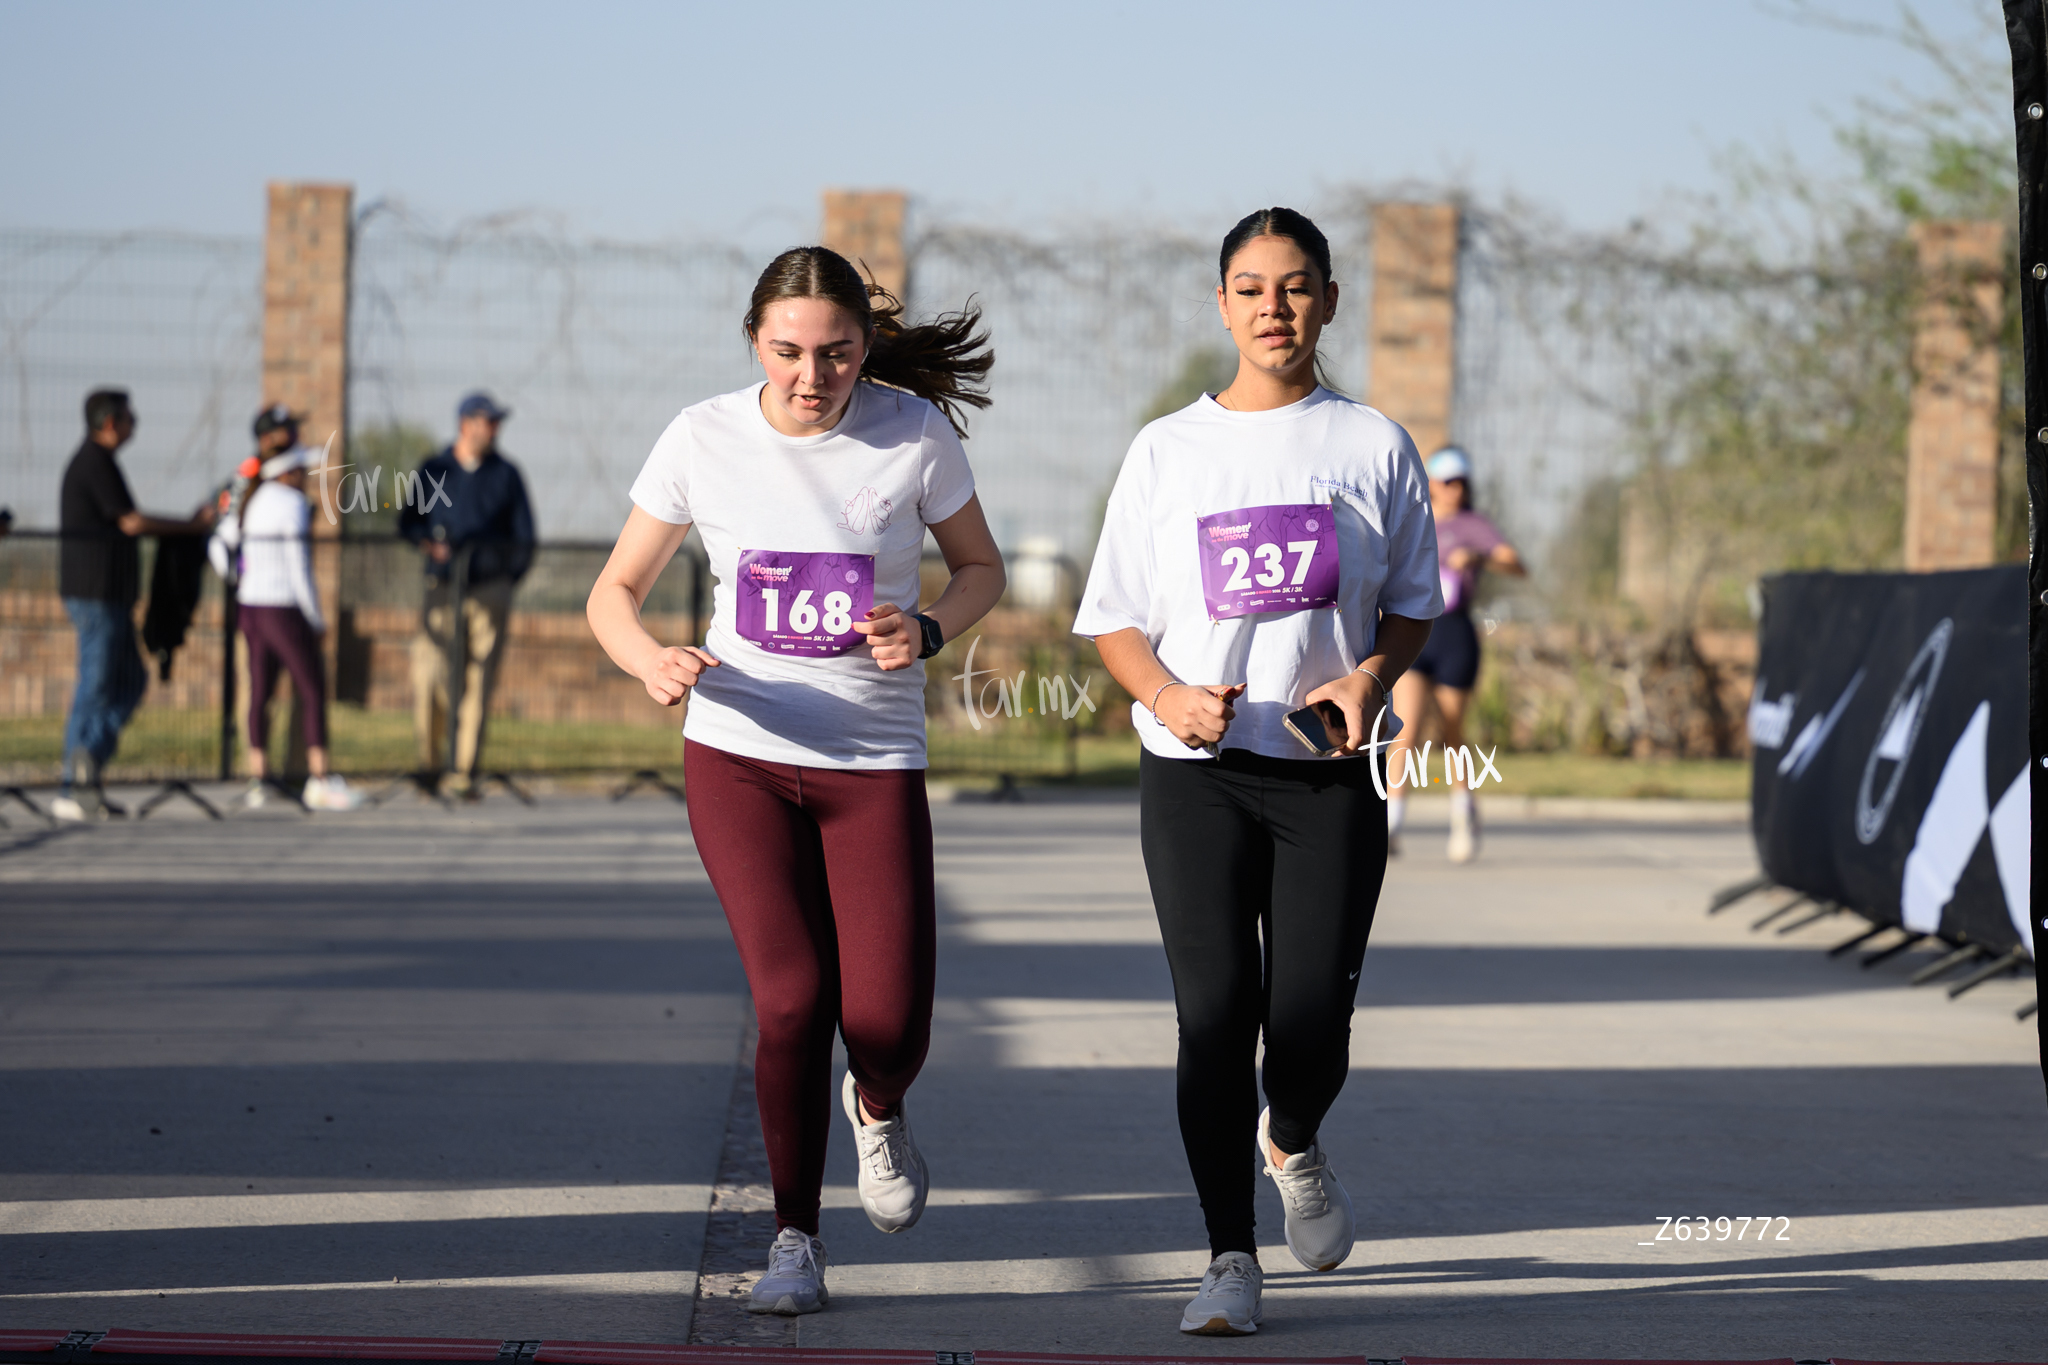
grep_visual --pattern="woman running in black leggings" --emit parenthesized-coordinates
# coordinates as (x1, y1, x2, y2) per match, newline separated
(1076, 208, 1440, 1336)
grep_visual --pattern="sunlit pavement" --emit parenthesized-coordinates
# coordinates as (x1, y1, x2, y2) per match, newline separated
(1, 786, 2041, 1358)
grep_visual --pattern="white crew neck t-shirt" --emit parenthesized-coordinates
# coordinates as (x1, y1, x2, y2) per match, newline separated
(629, 381, 976, 769)
(1073, 387, 1442, 761)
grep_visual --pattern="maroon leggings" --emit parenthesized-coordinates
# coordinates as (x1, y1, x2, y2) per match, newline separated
(683, 738, 936, 1235)
(240, 604, 327, 751)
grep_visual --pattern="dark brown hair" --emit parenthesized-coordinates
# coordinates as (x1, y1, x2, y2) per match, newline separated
(84, 388, 131, 433)
(743, 246, 992, 437)
(1218, 207, 1333, 290)
(1217, 208, 1340, 392)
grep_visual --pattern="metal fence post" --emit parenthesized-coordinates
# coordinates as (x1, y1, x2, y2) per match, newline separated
(444, 542, 471, 779)
(217, 582, 238, 783)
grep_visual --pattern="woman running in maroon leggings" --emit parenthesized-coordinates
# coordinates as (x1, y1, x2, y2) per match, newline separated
(589, 247, 1004, 1316)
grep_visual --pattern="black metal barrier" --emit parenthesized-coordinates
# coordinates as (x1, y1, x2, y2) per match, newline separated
(1747, 567, 2028, 955)
(1712, 566, 2034, 1020)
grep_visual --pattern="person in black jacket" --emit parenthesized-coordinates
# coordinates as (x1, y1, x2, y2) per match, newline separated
(54, 388, 216, 821)
(396, 391, 535, 793)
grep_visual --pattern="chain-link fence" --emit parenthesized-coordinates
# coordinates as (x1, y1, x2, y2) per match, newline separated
(8, 200, 1807, 788)
(0, 229, 261, 527)
(0, 526, 717, 789)
(349, 210, 761, 539)
(0, 519, 1118, 788)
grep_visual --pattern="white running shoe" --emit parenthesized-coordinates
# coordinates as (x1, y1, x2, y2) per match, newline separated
(1448, 795, 1479, 863)
(1259, 1107, 1356, 1272)
(1179, 1251, 1262, 1335)
(238, 780, 267, 811)
(747, 1226, 828, 1315)
(303, 775, 364, 812)
(50, 795, 89, 822)
(841, 1070, 928, 1233)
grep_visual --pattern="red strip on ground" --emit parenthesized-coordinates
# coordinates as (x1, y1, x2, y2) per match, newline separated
(537, 1349, 934, 1365)
(977, 1354, 1370, 1365)
(0, 1338, 1933, 1365)
(95, 1334, 504, 1361)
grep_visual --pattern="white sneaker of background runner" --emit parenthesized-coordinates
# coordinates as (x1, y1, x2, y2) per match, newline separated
(304, 775, 364, 812)
(1178, 1251, 1263, 1335)
(1448, 791, 1479, 863)
(841, 1070, 928, 1232)
(748, 1226, 829, 1315)
(1259, 1107, 1356, 1271)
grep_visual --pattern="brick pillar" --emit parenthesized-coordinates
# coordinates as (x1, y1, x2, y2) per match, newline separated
(261, 182, 352, 772)
(821, 191, 907, 300)
(1367, 203, 1459, 460)
(1905, 220, 2004, 571)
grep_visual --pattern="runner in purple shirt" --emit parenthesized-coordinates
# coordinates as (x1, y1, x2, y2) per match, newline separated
(1386, 447, 1525, 861)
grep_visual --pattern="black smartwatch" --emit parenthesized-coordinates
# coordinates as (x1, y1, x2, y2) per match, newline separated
(911, 612, 945, 660)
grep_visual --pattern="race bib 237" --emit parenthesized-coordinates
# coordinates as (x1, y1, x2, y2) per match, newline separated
(1195, 503, 1339, 621)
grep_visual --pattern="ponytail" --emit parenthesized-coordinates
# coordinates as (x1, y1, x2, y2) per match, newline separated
(743, 246, 993, 437)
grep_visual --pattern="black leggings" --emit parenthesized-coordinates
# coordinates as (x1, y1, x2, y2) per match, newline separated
(1139, 747, 1387, 1258)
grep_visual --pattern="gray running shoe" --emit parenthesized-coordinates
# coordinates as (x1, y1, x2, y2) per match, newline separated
(1259, 1106, 1356, 1271)
(747, 1226, 828, 1315)
(842, 1070, 928, 1232)
(1179, 1251, 1262, 1335)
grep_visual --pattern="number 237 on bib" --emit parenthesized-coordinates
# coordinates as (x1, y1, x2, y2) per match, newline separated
(1195, 503, 1339, 621)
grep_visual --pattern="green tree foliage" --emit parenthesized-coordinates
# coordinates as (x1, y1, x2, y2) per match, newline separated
(1534, 7, 2020, 625)
(1078, 348, 1242, 564)
(1141, 348, 1238, 426)
(339, 421, 439, 537)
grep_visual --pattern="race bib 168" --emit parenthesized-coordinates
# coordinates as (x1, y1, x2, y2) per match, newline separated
(1196, 503, 1340, 621)
(734, 549, 875, 656)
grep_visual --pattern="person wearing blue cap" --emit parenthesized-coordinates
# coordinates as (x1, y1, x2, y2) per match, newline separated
(397, 390, 535, 794)
(1386, 446, 1523, 861)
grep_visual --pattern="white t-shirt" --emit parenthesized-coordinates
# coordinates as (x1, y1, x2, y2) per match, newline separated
(629, 381, 976, 769)
(208, 479, 325, 633)
(1073, 387, 1442, 761)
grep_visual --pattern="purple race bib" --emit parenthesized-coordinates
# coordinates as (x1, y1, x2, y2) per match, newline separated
(1440, 565, 1467, 613)
(1196, 503, 1340, 621)
(734, 549, 875, 656)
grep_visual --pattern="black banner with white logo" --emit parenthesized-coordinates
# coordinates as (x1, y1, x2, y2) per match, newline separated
(1749, 567, 2031, 955)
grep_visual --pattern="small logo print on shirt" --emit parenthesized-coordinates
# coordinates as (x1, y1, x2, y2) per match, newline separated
(1347, 969, 1360, 981)
(839, 487, 894, 535)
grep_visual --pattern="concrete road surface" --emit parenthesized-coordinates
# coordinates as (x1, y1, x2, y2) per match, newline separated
(1, 786, 2041, 1359)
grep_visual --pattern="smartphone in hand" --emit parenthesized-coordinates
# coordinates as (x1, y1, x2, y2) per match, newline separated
(1283, 700, 1350, 757)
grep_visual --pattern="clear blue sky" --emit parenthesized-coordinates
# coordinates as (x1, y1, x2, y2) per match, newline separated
(0, 0, 2001, 245)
